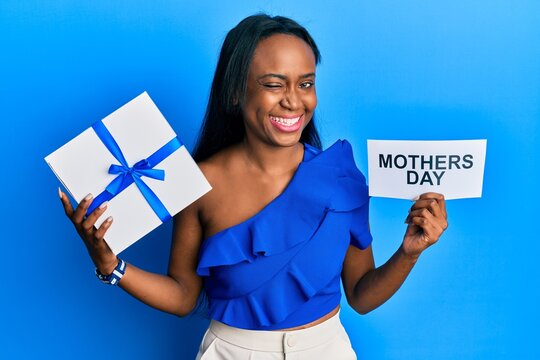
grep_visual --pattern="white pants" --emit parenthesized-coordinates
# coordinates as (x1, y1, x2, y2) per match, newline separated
(195, 310, 357, 359)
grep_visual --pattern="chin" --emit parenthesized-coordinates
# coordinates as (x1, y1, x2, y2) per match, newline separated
(270, 133, 304, 148)
(268, 122, 310, 146)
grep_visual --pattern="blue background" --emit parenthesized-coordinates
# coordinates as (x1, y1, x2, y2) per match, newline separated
(2, 1, 538, 359)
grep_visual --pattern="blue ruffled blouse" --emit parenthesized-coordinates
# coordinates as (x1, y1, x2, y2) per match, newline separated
(195, 139, 372, 330)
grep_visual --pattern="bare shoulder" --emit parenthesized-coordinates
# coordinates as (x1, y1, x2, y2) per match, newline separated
(197, 144, 239, 190)
(193, 145, 242, 230)
(169, 145, 238, 257)
(198, 151, 229, 184)
(172, 146, 236, 223)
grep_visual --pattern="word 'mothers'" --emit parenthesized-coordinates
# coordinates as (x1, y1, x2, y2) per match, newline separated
(378, 153, 474, 186)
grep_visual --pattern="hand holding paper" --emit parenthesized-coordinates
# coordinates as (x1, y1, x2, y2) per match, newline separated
(401, 192, 448, 259)
(365, 140, 483, 257)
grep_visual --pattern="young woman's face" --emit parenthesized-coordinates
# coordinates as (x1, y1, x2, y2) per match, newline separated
(241, 33, 317, 147)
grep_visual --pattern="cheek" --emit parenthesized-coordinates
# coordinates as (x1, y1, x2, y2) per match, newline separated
(304, 93, 317, 111)
(246, 91, 280, 112)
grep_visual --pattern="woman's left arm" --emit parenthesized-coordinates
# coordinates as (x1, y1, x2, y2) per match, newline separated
(341, 192, 448, 314)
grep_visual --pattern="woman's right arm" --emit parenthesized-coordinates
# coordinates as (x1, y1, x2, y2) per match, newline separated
(59, 189, 204, 317)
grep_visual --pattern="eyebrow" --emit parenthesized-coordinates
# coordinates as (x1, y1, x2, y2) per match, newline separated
(257, 72, 316, 81)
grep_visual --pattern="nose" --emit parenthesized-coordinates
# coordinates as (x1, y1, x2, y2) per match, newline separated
(280, 87, 300, 110)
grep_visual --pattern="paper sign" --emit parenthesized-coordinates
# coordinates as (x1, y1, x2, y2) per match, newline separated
(367, 140, 487, 200)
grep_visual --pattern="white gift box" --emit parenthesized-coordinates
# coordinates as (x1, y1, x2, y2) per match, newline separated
(45, 92, 212, 254)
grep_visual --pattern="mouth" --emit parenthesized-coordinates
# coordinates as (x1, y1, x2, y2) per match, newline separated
(269, 114, 303, 132)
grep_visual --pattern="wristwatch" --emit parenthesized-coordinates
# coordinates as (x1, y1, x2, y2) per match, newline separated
(95, 258, 126, 286)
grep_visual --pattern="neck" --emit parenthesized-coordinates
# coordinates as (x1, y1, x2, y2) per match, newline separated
(240, 137, 304, 176)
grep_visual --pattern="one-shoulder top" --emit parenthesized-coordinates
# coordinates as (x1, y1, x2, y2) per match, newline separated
(195, 139, 373, 330)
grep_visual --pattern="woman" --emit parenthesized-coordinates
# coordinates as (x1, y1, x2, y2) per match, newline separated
(59, 14, 448, 359)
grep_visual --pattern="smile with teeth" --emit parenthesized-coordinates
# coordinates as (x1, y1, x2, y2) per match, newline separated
(269, 115, 302, 126)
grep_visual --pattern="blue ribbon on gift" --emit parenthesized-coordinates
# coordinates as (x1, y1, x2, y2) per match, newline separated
(86, 121, 183, 222)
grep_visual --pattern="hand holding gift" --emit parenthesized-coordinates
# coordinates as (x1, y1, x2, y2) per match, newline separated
(59, 190, 118, 275)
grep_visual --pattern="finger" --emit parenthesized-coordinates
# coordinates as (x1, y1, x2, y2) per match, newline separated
(414, 193, 444, 207)
(428, 199, 444, 221)
(409, 217, 432, 245)
(409, 199, 438, 216)
(431, 204, 448, 230)
(72, 193, 94, 226)
(409, 216, 442, 245)
(426, 200, 449, 230)
(81, 201, 109, 234)
(404, 220, 421, 237)
(418, 192, 444, 200)
(408, 200, 441, 224)
(409, 197, 447, 219)
(94, 216, 113, 241)
(438, 196, 447, 219)
(59, 188, 74, 218)
(407, 207, 445, 232)
(419, 192, 447, 219)
(407, 207, 434, 223)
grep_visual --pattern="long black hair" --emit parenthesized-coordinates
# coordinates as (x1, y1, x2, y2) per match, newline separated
(192, 13, 323, 162)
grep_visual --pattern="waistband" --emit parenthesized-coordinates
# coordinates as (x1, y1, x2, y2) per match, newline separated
(208, 309, 342, 353)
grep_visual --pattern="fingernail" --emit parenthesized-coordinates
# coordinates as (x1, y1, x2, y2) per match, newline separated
(105, 216, 113, 223)
(84, 193, 93, 201)
(58, 187, 63, 199)
(99, 201, 108, 210)
(412, 195, 420, 201)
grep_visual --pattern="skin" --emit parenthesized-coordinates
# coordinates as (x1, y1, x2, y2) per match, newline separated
(59, 33, 448, 331)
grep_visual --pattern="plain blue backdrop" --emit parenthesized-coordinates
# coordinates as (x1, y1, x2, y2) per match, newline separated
(1, 1, 538, 359)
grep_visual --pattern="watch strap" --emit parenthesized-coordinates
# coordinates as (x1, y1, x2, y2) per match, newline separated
(95, 258, 126, 286)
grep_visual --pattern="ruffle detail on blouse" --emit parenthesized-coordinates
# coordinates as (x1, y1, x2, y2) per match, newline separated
(195, 139, 372, 328)
(331, 141, 370, 212)
(208, 259, 341, 328)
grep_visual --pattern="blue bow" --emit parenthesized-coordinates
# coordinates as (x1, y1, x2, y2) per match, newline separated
(86, 120, 183, 222)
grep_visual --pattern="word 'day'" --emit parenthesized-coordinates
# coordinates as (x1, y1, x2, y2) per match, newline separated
(367, 140, 486, 200)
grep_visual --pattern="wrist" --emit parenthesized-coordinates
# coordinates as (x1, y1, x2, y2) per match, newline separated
(398, 244, 421, 264)
(95, 257, 126, 286)
(97, 258, 119, 276)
